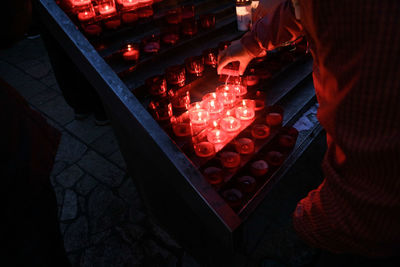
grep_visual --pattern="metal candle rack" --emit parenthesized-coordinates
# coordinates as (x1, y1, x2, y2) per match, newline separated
(38, 0, 322, 265)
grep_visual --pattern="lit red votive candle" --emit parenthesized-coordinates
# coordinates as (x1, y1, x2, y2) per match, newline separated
(231, 84, 247, 97)
(220, 114, 241, 132)
(121, 0, 138, 8)
(189, 102, 209, 125)
(121, 43, 140, 61)
(77, 6, 96, 22)
(194, 141, 215, 158)
(235, 99, 255, 120)
(207, 128, 227, 144)
(235, 137, 254, 155)
(202, 93, 224, 115)
(216, 85, 236, 108)
(98, 1, 117, 16)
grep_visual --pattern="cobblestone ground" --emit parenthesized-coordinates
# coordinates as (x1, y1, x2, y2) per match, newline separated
(1, 37, 201, 267)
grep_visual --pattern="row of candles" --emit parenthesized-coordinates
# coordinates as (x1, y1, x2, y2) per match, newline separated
(119, 13, 216, 61)
(65, 0, 216, 38)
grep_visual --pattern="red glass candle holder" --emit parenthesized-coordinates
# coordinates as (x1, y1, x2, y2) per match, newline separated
(72, 0, 91, 7)
(169, 90, 191, 112)
(234, 137, 254, 155)
(220, 151, 241, 169)
(266, 105, 284, 127)
(265, 151, 285, 167)
(182, 18, 198, 37)
(145, 75, 167, 97)
(165, 7, 182, 24)
(148, 98, 173, 121)
(185, 56, 205, 77)
(161, 25, 180, 45)
(103, 15, 121, 30)
(142, 34, 160, 54)
(244, 68, 260, 87)
(98, 0, 117, 16)
(77, 4, 96, 23)
(121, 9, 139, 25)
(181, 4, 195, 19)
(250, 160, 269, 177)
(194, 141, 215, 158)
(220, 112, 241, 132)
(200, 13, 216, 29)
(81, 20, 103, 36)
(165, 65, 186, 87)
(235, 99, 255, 120)
(222, 189, 243, 208)
(189, 102, 210, 126)
(170, 112, 191, 137)
(254, 91, 266, 111)
(277, 127, 298, 150)
(119, 0, 139, 9)
(216, 85, 236, 108)
(203, 166, 224, 185)
(207, 128, 227, 144)
(138, 0, 153, 6)
(251, 124, 270, 139)
(202, 92, 224, 116)
(203, 48, 218, 68)
(121, 42, 140, 62)
(237, 176, 256, 193)
(137, 5, 154, 21)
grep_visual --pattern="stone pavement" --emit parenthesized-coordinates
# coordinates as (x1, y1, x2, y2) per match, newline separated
(0, 37, 201, 267)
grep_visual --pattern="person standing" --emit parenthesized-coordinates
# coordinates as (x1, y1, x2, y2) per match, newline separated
(219, 0, 400, 265)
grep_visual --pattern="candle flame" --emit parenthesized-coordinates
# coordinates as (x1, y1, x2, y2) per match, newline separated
(213, 121, 218, 127)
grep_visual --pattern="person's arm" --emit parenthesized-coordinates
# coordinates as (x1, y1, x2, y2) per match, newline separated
(242, 0, 303, 56)
(218, 0, 303, 75)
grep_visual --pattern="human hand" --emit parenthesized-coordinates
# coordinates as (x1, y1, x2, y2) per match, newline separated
(217, 40, 255, 76)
